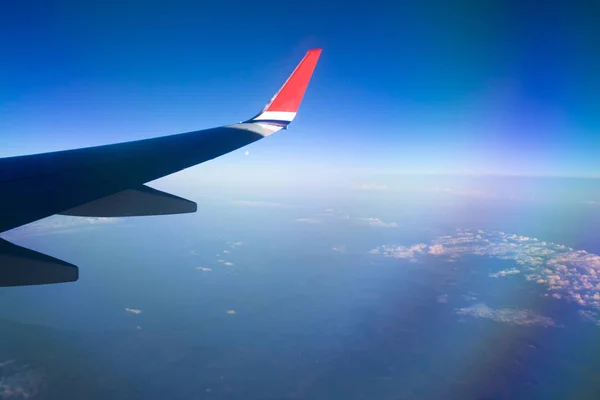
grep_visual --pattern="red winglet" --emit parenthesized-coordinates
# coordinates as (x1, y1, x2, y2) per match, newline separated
(264, 49, 322, 113)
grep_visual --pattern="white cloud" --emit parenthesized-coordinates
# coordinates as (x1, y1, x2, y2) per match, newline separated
(125, 308, 142, 315)
(332, 245, 346, 253)
(358, 217, 399, 228)
(0, 363, 41, 399)
(224, 262, 234, 266)
(226, 310, 236, 315)
(428, 244, 446, 256)
(456, 303, 559, 327)
(231, 242, 243, 247)
(296, 212, 398, 229)
(370, 229, 600, 314)
(196, 267, 212, 272)
(437, 294, 449, 303)
(370, 244, 427, 261)
(578, 310, 600, 326)
(296, 218, 322, 224)
(489, 268, 521, 278)
(223, 250, 230, 254)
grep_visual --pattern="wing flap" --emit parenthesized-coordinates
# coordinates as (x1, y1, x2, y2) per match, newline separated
(0, 239, 78, 286)
(59, 185, 197, 217)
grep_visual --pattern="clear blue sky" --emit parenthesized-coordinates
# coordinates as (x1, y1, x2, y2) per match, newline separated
(1, 0, 599, 178)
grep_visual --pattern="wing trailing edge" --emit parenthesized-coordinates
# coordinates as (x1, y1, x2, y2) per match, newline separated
(59, 185, 197, 217)
(0, 239, 78, 286)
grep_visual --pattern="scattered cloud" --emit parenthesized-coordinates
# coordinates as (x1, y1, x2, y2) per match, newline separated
(217, 259, 225, 263)
(358, 217, 399, 228)
(223, 262, 234, 266)
(230, 200, 282, 207)
(244, 151, 250, 156)
(456, 303, 560, 327)
(196, 267, 212, 272)
(578, 310, 600, 326)
(296, 218, 322, 224)
(437, 294, 449, 303)
(231, 242, 243, 247)
(332, 245, 346, 253)
(296, 211, 398, 229)
(223, 250, 230, 254)
(370, 229, 600, 313)
(489, 268, 521, 278)
(125, 308, 142, 315)
(369, 243, 427, 262)
(0, 362, 43, 399)
(226, 310, 236, 315)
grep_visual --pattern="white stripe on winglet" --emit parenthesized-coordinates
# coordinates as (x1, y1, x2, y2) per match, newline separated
(252, 111, 296, 122)
(255, 123, 284, 136)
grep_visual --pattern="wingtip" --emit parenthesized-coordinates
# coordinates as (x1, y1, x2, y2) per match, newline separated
(248, 49, 321, 126)
(266, 49, 321, 114)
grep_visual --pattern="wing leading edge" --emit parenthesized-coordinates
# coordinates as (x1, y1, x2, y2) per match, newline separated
(0, 49, 322, 286)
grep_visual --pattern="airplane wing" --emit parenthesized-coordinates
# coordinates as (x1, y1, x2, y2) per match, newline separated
(0, 48, 322, 287)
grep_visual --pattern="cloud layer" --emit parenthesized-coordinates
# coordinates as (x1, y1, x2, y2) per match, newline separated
(371, 229, 600, 313)
(456, 302, 559, 327)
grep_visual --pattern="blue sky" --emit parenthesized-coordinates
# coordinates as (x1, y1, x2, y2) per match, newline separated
(1, 0, 599, 178)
